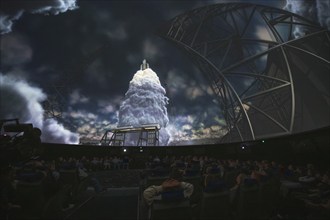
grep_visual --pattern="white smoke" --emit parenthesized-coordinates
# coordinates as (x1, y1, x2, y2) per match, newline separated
(0, 10, 23, 35)
(284, 0, 330, 38)
(0, 73, 79, 144)
(29, 0, 78, 15)
(42, 118, 79, 144)
(118, 67, 170, 145)
(0, 0, 78, 34)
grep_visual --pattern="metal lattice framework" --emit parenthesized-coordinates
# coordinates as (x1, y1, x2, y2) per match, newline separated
(158, 3, 330, 143)
(100, 124, 160, 146)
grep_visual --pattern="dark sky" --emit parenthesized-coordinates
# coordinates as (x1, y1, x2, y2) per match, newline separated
(0, 0, 328, 145)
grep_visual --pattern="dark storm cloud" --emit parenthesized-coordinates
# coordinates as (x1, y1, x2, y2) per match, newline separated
(69, 89, 89, 105)
(1, 33, 33, 66)
(97, 97, 123, 115)
(0, 0, 78, 34)
(163, 67, 226, 144)
(315, 0, 330, 29)
(62, 108, 118, 141)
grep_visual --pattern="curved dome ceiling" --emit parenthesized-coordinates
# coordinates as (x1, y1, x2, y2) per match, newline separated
(158, 3, 330, 143)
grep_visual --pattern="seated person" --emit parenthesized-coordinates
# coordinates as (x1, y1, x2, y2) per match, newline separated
(77, 165, 104, 193)
(230, 171, 248, 204)
(283, 164, 298, 181)
(0, 166, 21, 219)
(314, 172, 330, 193)
(15, 159, 47, 183)
(250, 165, 268, 182)
(143, 168, 194, 206)
(294, 171, 330, 201)
(298, 167, 316, 184)
(304, 198, 330, 220)
(203, 165, 226, 193)
(230, 172, 248, 191)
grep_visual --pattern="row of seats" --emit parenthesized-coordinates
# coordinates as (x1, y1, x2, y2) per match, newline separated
(10, 170, 90, 220)
(142, 174, 281, 220)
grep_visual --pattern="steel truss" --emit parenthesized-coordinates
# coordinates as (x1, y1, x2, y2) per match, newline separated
(158, 3, 330, 142)
(100, 124, 160, 146)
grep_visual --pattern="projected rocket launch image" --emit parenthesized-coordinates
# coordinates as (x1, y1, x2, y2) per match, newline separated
(117, 60, 170, 145)
(1, 0, 329, 146)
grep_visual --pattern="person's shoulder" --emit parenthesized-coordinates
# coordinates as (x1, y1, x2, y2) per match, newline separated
(181, 181, 193, 187)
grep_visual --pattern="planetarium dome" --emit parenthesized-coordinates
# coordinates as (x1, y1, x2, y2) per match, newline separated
(158, 3, 330, 143)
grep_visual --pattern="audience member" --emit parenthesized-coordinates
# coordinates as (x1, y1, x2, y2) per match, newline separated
(0, 166, 21, 219)
(143, 168, 194, 206)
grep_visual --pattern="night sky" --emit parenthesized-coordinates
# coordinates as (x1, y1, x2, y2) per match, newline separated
(1, 0, 329, 145)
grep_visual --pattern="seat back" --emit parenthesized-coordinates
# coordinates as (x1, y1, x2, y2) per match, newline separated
(72, 177, 90, 202)
(200, 191, 231, 220)
(16, 181, 46, 218)
(151, 199, 192, 220)
(236, 182, 260, 220)
(259, 177, 281, 219)
(41, 193, 62, 220)
(184, 176, 203, 204)
(161, 188, 184, 201)
(224, 171, 239, 188)
(59, 169, 79, 187)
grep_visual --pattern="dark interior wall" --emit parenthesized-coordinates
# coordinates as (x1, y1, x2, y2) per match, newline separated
(41, 126, 330, 168)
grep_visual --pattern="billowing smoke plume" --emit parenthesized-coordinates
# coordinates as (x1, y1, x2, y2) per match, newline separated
(118, 66, 170, 145)
(284, 0, 330, 38)
(0, 0, 78, 34)
(0, 73, 79, 144)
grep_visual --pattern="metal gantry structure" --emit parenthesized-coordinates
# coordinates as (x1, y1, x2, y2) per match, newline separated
(100, 124, 160, 146)
(158, 3, 330, 143)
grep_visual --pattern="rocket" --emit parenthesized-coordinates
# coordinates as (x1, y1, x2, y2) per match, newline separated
(140, 59, 149, 70)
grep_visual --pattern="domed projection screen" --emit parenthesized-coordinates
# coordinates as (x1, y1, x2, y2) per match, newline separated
(158, 3, 330, 143)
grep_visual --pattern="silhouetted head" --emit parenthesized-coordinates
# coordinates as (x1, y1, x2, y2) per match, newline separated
(169, 168, 184, 181)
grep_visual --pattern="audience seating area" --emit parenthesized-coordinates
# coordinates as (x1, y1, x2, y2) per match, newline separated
(1, 153, 330, 220)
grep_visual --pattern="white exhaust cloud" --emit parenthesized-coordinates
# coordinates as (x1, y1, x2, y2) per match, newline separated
(118, 64, 170, 145)
(0, 73, 79, 144)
